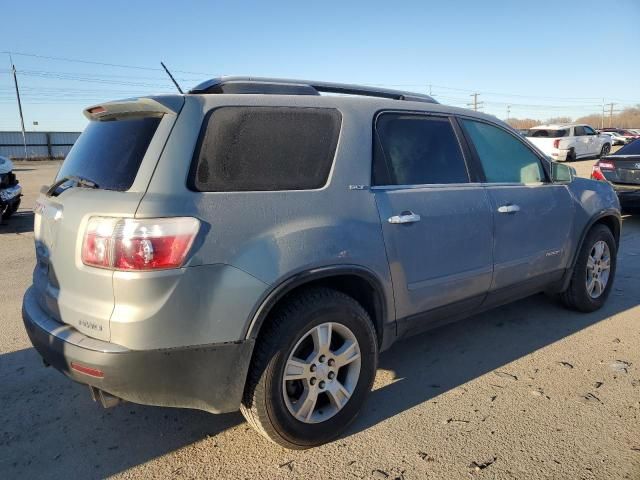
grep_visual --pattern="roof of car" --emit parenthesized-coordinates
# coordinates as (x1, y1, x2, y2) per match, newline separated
(189, 76, 439, 104)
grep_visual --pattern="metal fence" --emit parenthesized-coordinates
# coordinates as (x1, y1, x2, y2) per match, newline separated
(0, 131, 81, 160)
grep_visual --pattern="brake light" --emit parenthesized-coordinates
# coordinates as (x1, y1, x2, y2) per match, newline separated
(82, 217, 200, 271)
(591, 164, 607, 181)
(598, 161, 615, 170)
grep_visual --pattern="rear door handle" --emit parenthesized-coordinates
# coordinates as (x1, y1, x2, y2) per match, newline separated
(497, 204, 521, 214)
(388, 211, 421, 224)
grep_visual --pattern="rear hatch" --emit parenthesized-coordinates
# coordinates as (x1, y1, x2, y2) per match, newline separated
(32, 96, 183, 341)
(600, 140, 640, 187)
(603, 156, 640, 185)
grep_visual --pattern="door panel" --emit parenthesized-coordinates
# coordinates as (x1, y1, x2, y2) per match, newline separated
(458, 117, 574, 295)
(484, 185, 574, 290)
(374, 186, 493, 319)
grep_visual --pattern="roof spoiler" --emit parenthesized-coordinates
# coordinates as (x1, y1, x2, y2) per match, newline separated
(83, 96, 184, 121)
(189, 76, 438, 104)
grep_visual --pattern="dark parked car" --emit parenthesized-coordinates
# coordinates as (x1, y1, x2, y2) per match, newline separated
(593, 139, 640, 209)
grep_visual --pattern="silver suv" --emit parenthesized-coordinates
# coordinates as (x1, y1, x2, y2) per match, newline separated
(23, 77, 621, 449)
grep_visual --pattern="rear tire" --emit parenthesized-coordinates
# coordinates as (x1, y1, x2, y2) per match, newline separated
(560, 224, 616, 312)
(240, 287, 378, 449)
(600, 143, 611, 158)
(566, 148, 576, 162)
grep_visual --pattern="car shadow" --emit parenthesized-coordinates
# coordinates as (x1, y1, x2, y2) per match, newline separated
(347, 214, 640, 438)
(0, 210, 34, 235)
(2, 217, 638, 478)
(0, 347, 243, 479)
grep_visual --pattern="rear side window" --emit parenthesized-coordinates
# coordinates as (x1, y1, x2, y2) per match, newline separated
(56, 116, 160, 191)
(574, 126, 585, 136)
(529, 129, 568, 138)
(615, 139, 640, 155)
(373, 113, 469, 185)
(461, 119, 545, 184)
(189, 107, 341, 191)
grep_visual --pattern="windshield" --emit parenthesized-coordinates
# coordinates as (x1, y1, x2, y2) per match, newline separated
(56, 116, 161, 191)
(528, 129, 569, 138)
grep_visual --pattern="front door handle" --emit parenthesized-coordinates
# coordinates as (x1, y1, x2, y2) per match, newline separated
(388, 211, 421, 224)
(497, 204, 521, 214)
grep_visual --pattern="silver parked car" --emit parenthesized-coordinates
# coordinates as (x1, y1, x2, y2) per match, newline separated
(23, 77, 621, 449)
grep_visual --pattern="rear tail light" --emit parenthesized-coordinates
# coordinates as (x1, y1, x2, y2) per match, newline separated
(553, 139, 560, 149)
(82, 217, 200, 271)
(598, 161, 615, 170)
(591, 164, 607, 181)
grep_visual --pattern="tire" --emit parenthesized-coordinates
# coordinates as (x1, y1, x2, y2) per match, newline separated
(1, 197, 20, 220)
(566, 148, 576, 162)
(561, 224, 617, 312)
(240, 287, 378, 449)
(600, 143, 611, 158)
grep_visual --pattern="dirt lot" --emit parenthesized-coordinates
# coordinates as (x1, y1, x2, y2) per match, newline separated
(1, 159, 639, 480)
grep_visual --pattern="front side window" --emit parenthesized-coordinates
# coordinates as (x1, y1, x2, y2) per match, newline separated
(189, 107, 341, 191)
(461, 119, 545, 184)
(583, 126, 596, 135)
(373, 114, 469, 186)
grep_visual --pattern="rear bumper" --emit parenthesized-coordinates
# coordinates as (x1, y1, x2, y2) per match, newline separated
(22, 287, 253, 414)
(612, 185, 640, 207)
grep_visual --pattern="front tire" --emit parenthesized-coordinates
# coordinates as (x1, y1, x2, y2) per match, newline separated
(561, 224, 617, 312)
(240, 288, 378, 449)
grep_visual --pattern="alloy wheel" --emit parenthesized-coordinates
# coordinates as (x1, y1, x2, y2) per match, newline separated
(586, 240, 611, 299)
(282, 322, 361, 424)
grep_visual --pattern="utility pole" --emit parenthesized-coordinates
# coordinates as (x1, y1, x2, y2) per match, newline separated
(467, 93, 483, 112)
(601, 99, 605, 130)
(11, 61, 28, 160)
(428, 84, 432, 96)
(605, 102, 617, 128)
(506, 105, 511, 121)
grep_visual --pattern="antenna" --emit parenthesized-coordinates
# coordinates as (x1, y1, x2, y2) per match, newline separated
(160, 61, 184, 94)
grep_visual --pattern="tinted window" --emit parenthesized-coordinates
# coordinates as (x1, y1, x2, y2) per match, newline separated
(615, 138, 640, 155)
(461, 119, 545, 184)
(583, 126, 596, 135)
(56, 116, 160, 191)
(574, 126, 585, 136)
(373, 114, 468, 185)
(190, 107, 341, 191)
(529, 129, 569, 138)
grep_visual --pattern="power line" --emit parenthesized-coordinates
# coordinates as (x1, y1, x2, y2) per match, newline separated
(1, 50, 215, 76)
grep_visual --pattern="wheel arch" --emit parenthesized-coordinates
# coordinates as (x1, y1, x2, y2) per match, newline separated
(561, 209, 621, 291)
(245, 265, 393, 351)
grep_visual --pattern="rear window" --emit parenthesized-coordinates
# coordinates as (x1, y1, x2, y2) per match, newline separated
(372, 113, 469, 185)
(615, 139, 640, 155)
(56, 116, 160, 191)
(528, 129, 569, 138)
(189, 107, 341, 191)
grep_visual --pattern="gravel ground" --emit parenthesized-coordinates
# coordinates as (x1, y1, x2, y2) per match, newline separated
(1, 159, 638, 480)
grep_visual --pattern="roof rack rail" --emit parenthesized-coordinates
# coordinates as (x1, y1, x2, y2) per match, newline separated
(188, 76, 438, 104)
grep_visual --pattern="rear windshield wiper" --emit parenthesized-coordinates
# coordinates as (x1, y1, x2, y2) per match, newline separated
(47, 175, 99, 196)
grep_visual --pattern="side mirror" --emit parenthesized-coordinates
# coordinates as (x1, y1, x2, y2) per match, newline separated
(551, 162, 574, 183)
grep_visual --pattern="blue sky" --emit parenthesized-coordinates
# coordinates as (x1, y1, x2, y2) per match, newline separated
(1, 0, 639, 131)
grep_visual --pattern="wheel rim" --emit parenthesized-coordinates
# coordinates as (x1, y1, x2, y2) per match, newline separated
(282, 322, 361, 424)
(586, 240, 611, 299)
(601, 144, 610, 157)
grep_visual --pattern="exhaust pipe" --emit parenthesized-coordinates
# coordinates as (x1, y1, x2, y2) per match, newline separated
(89, 386, 123, 408)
